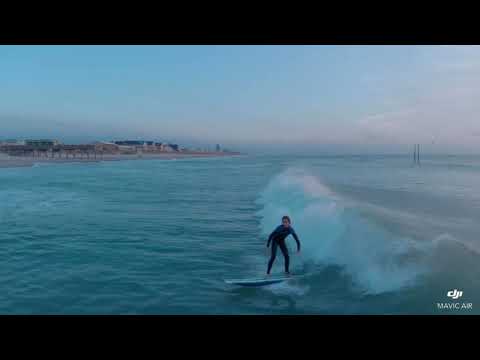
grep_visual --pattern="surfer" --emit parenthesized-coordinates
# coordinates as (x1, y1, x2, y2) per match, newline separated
(266, 216, 301, 276)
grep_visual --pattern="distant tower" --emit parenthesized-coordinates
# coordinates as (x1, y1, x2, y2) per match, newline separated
(216, 144, 221, 152)
(413, 144, 420, 165)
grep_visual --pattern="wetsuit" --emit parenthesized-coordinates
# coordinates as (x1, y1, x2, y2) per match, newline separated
(266, 225, 301, 274)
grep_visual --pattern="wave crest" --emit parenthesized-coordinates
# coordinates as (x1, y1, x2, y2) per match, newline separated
(256, 168, 426, 294)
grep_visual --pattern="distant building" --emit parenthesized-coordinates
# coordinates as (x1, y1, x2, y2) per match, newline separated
(94, 141, 119, 153)
(108, 141, 175, 152)
(25, 139, 60, 147)
(117, 145, 137, 154)
(162, 144, 174, 152)
(113, 140, 145, 146)
(215, 144, 221, 152)
(113, 140, 157, 153)
(143, 141, 157, 151)
(159, 143, 179, 152)
(0, 139, 25, 146)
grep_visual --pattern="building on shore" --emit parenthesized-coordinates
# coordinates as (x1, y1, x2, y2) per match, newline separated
(0, 139, 26, 146)
(0, 143, 97, 158)
(117, 146, 137, 154)
(155, 143, 179, 152)
(168, 144, 179, 152)
(216, 144, 221, 152)
(112, 141, 141, 154)
(0, 138, 186, 157)
(113, 140, 142, 147)
(110, 140, 181, 153)
(94, 141, 119, 154)
(113, 140, 159, 153)
(143, 141, 158, 152)
(25, 139, 61, 147)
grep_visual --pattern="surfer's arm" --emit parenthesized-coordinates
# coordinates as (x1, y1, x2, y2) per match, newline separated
(291, 228, 301, 251)
(266, 230, 275, 247)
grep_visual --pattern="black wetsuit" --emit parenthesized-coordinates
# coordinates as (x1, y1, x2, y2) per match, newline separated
(266, 225, 301, 274)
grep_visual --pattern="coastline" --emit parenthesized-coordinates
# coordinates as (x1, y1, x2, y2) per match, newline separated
(0, 151, 243, 169)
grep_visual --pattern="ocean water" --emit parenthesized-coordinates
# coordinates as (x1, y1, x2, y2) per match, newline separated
(1, 154, 479, 314)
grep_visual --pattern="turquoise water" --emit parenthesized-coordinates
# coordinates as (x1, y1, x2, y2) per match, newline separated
(1, 154, 479, 314)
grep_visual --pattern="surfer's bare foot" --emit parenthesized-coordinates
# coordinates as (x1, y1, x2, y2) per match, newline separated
(285, 272, 291, 277)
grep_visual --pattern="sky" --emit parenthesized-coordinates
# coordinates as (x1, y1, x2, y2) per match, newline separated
(1, 45, 480, 154)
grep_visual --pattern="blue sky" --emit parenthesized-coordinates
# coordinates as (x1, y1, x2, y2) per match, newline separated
(1, 45, 480, 153)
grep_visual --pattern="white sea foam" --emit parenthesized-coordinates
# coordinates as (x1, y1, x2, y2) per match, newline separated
(256, 168, 428, 294)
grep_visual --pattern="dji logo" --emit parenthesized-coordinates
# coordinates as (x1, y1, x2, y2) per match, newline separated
(447, 289, 463, 300)
(437, 289, 471, 310)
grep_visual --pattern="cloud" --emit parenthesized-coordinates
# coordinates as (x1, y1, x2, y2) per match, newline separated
(350, 57, 480, 151)
(236, 46, 480, 152)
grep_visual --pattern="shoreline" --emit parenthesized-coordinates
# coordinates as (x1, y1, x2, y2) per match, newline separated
(0, 151, 243, 169)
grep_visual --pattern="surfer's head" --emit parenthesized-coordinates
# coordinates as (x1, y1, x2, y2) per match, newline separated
(282, 216, 291, 227)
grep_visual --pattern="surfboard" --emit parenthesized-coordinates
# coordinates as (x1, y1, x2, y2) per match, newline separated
(224, 275, 300, 287)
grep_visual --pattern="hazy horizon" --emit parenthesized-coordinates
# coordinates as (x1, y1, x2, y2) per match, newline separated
(2, 45, 480, 154)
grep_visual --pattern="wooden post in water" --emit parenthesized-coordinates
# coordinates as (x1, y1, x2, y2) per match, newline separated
(413, 144, 421, 165)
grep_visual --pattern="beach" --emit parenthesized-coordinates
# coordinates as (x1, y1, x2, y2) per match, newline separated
(0, 151, 242, 168)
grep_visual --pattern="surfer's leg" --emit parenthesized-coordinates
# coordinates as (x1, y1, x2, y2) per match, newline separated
(278, 240, 290, 273)
(267, 241, 278, 274)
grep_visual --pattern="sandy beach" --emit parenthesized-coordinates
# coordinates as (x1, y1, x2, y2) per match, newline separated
(0, 151, 242, 169)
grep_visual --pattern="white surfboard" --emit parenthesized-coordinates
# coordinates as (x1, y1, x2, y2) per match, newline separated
(224, 275, 301, 287)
